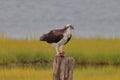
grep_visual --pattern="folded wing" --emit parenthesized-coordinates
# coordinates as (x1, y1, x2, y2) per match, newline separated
(45, 30, 64, 43)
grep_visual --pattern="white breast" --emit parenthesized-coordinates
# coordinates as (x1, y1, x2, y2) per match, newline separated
(54, 27, 72, 47)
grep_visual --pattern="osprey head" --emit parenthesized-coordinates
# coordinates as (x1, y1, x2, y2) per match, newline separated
(65, 24, 74, 30)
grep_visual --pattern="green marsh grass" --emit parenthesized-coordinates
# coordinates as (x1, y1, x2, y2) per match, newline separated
(0, 37, 120, 65)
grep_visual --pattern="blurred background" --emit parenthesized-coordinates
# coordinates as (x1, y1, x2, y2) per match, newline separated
(0, 0, 120, 39)
(0, 0, 120, 80)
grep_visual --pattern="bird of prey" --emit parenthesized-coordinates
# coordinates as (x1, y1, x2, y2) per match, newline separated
(40, 24, 74, 57)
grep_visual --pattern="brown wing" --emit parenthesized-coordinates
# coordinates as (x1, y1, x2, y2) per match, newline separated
(46, 30, 64, 43)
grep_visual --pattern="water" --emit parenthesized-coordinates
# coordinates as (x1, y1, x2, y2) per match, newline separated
(0, 0, 120, 39)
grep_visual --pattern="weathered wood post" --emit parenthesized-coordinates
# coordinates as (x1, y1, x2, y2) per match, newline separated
(53, 56, 75, 80)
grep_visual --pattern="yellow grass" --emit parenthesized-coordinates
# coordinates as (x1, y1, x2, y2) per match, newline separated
(74, 66, 120, 80)
(0, 67, 52, 80)
(0, 66, 120, 80)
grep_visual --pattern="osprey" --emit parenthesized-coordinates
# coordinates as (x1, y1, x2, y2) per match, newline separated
(40, 24, 74, 57)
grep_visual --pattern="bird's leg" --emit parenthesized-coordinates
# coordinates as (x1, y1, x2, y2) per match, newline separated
(59, 45, 65, 57)
(55, 46, 59, 56)
(59, 45, 63, 53)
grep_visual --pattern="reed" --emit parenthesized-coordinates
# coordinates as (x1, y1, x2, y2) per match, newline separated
(0, 37, 120, 65)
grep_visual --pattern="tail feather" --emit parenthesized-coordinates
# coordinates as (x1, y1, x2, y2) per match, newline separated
(40, 36, 44, 41)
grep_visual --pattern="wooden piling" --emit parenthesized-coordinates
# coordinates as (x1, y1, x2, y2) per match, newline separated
(53, 56, 75, 80)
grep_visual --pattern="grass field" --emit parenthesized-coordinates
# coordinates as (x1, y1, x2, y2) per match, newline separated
(0, 37, 120, 80)
(0, 37, 120, 65)
(0, 66, 120, 80)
